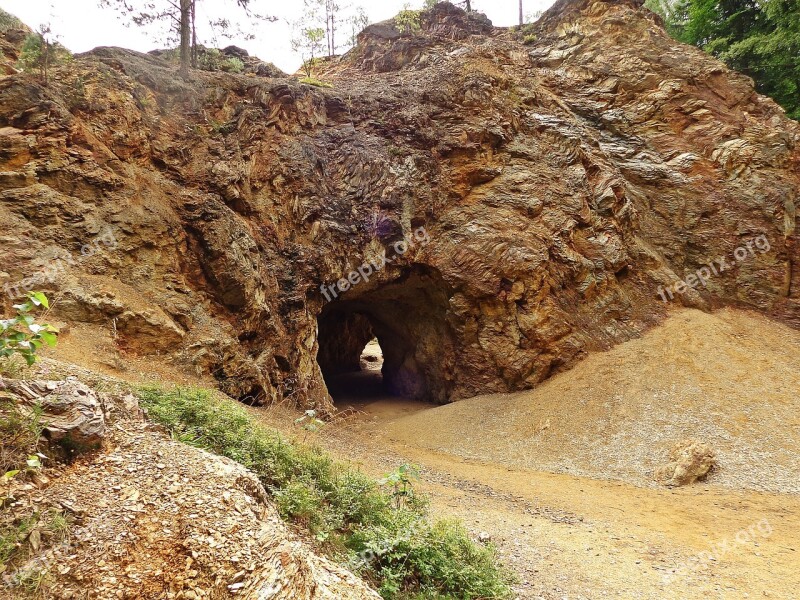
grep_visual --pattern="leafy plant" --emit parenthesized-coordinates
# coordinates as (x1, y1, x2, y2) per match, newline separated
(0, 292, 58, 367)
(294, 409, 326, 434)
(221, 56, 245, 73)
(137, 386, 513, 598)
(380, 463, 420, 510)
(1, 397, 45, 508)
(196, 48, 246, 73)
(292, 26, 326, 78)
(395, 6, 422, 34)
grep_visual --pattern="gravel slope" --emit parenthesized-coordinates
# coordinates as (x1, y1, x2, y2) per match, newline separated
(383, 308, 800, 493)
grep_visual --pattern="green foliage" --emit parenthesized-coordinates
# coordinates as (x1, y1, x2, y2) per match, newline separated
(655, 0, 800, 119)
(137, 386, 513, 599)
(0, 292, 58, 367)
(221, 56, 245, 73)
(348, 6, 371, 46)
(17, 28, 72, 84)
(380, 463, 420, 510)
(294, 409, 326, 432)
(0, 8, 24, 32)
(196, 48, 245, 73)
(396, 6, 422, 34)
(0, 513, 38, 567)
(523, 33, 537, 45)
(292, 26, 326, 77)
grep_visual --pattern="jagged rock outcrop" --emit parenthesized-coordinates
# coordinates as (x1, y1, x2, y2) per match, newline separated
(0, 0, 797, 410)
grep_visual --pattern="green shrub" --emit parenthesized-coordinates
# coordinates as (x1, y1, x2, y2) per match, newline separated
(396, 6, 422, 34)
(137, 386, 513, 599)
(196, 49, 245, 74)
(221, 56, 244, 73)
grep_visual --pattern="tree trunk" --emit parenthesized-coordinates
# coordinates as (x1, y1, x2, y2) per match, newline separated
(465, 0, 471, 11)
(519, 0, 524, 26)
(191, 0, 198, 68)
(179, 0, 192, 77)
(325, 1, 332, 57)
(43, 37, 49, 85)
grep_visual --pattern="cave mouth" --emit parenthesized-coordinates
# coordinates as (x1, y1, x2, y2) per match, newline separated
(315, 266, 453, 405)
(322, 332, 389, 403)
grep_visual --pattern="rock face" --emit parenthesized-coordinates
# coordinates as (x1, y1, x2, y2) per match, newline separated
(655, 440, 717, 487)
(0, 0, 798, 410)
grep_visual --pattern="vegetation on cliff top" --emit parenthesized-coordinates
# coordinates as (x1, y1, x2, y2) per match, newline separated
(647, 0, 800, 119)
(138, 386, 513, 599)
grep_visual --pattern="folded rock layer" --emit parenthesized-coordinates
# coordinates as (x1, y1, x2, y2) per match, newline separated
(0, 0, 797, 410)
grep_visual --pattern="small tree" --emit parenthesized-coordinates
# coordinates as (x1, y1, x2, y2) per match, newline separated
(17, 25, 71, 85)
(348, 6, 370, 46)
(292, 25, 326, 77)
(100, 0, 268, 77)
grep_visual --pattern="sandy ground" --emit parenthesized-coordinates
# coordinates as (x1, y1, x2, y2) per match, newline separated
(382, 308, 800, 494)
(40, 306, 800, 599)
(254, 308, 800, 600)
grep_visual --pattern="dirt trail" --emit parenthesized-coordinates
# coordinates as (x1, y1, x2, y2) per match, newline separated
(255, 308, 800, 599)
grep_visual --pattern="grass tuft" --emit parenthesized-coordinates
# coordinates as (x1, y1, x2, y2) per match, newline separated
(299, 76, 333, 88)
(137, 386, 513, 599)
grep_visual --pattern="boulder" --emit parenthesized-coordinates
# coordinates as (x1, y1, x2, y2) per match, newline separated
(2, 377, 106, 458)
(654, 440, 717, 487)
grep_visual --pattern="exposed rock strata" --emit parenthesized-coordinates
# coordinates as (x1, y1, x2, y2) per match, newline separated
(0, 0, 797, 410)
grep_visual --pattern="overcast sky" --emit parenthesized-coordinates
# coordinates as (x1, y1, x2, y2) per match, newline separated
(0, 0, 556, 73)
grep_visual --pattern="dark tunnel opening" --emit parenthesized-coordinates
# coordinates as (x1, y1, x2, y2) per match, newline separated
(315, 267, 454, 405)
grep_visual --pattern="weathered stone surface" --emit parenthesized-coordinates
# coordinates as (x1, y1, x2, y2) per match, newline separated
(0, 1, 797, 410)
(655, 440, 717, 487)
(2, 377, 105, 455)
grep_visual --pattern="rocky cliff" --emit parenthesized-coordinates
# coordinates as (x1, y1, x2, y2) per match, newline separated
(0, 0, 797, 411)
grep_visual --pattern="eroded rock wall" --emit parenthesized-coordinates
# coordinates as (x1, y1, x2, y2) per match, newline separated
(0, 1, 797, 410)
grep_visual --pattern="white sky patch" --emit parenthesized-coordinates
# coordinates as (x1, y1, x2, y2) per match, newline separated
(0, 0, 556, 73)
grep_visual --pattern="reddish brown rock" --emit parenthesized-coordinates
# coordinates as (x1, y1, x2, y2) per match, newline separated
(0, 1, 797, 410)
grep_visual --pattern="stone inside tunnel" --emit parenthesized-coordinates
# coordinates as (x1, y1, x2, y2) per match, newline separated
(315, 267, 455, 403)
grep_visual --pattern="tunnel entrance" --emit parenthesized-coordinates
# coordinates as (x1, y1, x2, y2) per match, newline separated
(315, 267, 454, 405)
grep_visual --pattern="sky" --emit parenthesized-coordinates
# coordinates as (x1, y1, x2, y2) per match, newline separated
(0, 0, 556, 73)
